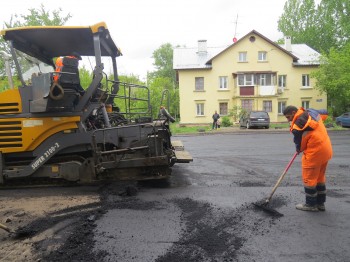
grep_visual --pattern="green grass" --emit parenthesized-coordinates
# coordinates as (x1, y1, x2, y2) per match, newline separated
(169, 122, 291, 135)
(169, 121, 347, 135)
(270, 123, 290, 129)
(170, 123, 212, 134)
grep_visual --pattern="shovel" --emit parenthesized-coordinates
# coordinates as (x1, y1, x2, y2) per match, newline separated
(253, 152, 298, 217)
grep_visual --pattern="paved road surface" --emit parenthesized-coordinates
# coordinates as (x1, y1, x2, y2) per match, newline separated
(0, 130, 349, 262)
(93, 130, 350, 262)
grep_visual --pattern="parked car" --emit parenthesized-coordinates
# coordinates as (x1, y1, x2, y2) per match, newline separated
(336, 112, 350, 127)
(239, 111, 270, 129)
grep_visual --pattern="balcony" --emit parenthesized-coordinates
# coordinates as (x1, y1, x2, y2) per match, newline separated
(236, 85, 282, 97)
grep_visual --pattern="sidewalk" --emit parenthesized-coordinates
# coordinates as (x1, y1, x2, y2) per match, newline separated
(174, 125, 346, 136)
(174, 126, 290, 136)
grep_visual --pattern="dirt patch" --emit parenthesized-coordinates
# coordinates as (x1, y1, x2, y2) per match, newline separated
(0, 182, 136, 262)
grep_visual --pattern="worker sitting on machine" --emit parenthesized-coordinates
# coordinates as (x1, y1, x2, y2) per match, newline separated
(53, 52, 85, 96)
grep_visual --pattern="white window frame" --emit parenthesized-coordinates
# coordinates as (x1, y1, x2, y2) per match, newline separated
(238, 52, 247, 62)
(219, 76, 228, 89)
(278, 75, 287, 88)
(302, 101, 310, 109)
(238, 74, 254, 86)
(259, 74, 273, 86)
(196, 103, 204, 116)
(195, 77, 204, 91)
(278, 101, 286, 114)
(258, 51, 267, 61)
(302, 74, 310, 87)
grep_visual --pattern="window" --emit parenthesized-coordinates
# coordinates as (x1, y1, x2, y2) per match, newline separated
(258, 51, 267, 61)
(219, 76, 228, 89)
(241, 99, 253, 111)
(259, 74, 273, 86)
(302, 101, 310, 109)
(278, 75, 287, 88)
(196, 103, 204, 116)
(238, 74, 254, 86)
(219, 102, 228, 115)
(302, 74, 310, 87)
(263, 101, 272, 112)
(238, 52, 247, 62)
(195, 77, 204, 91)
(278, 101, 286, 114)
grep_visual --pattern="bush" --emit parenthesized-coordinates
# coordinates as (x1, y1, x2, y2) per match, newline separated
(221, 116, 232, 127)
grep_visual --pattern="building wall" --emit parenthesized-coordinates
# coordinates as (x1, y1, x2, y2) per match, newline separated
(178, 33, 327, 124)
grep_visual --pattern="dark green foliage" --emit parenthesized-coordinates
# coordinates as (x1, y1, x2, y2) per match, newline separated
(221, 116, 232, 127)
(0, 4, 71, 76)
(311, 42, 350, 115)
(278, 0, 350, 53)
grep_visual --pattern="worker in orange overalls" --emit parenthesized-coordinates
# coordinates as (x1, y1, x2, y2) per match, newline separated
(283, 106, 332, 212)
(53, 53, 82, 83)
(53, 56, 63, 82)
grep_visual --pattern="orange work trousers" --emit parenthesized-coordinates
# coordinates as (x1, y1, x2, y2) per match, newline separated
(302, 162, 328, 187)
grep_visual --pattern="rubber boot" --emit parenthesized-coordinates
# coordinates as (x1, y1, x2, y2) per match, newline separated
(296, 186, 318, 212)
(317, 183, 326, 211)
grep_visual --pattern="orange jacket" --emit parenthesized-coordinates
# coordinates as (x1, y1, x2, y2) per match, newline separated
(290, 108, 332, 168)
(53, 56, 78, 82)
(53, 57, 63, 82)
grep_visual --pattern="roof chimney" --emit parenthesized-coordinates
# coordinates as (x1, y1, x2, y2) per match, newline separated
(285, 36, 292, 52)
(197, 40, 207, 54)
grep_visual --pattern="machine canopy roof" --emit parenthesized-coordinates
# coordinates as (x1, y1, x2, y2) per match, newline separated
(0, 22, 122, 66)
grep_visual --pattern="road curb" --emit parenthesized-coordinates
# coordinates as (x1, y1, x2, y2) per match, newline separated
(173, 127, 348, 137)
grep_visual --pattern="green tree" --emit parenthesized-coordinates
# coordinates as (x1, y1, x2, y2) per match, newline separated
(147, 43, 179, 119)
(149, 43, 176, 84)
(318, 0, 350, 49)
(311, 42, 350, 115)
(0, 4, 71, 76)
(277, 0, 349, 53)
(148, 76, 179, 119)
(4, 4, 71, 28)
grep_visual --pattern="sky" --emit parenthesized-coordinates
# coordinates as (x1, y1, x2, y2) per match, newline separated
(0, 0, 288, 80)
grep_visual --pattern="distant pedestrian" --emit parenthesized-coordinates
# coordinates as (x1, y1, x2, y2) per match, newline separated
(212, 111, 220, 130)
(283, 106, 332, 212)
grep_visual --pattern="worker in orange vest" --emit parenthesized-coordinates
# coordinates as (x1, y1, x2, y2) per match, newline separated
(53, 56, 63, 82)
(283, 106, 332, 212)
(53, 52, 82, 82)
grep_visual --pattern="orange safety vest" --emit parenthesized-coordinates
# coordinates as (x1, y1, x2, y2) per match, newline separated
(53, 56, 77, 82)
(290, 108, 332, 168)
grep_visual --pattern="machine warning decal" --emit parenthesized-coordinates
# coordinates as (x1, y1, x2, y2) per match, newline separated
(31, 142, 60, 170)
(23, 119, 44, 127)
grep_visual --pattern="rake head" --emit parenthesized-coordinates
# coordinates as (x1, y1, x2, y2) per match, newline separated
(253, 201, 284, 217)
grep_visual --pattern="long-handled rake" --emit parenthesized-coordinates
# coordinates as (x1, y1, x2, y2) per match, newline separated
(253, 152, 298, 217)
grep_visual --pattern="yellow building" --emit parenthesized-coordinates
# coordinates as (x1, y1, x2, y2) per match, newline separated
(173, 30, 327, 124)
